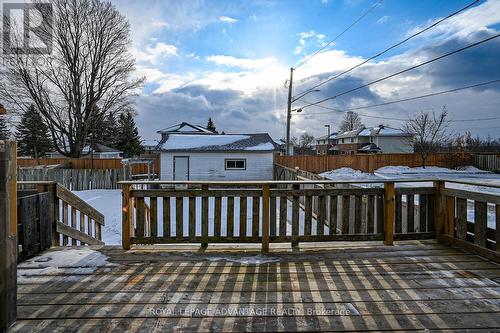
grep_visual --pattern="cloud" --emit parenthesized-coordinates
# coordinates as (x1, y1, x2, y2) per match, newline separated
(406, 0, 500, 39)
(219, 16, 238, 24)
(206, 55, 277, 69)
(119, 0, 500, 140)
(294, 30, 328, 54)
(377, 15, 390, 24)
(133, 42, 178, 64)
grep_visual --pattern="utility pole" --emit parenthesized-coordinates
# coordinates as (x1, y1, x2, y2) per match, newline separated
(324, 124, 330, 155)
(285, 67, 294, 156)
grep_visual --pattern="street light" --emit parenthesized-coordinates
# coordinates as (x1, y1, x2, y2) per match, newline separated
(291, 89, 321, 103)
(286, 89, 320, 156)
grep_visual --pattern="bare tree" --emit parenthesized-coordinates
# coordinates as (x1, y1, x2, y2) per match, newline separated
(0, 0, 143, 157)
(403, 107, 451, 168)
(339, 111, 364, 132)
(296, 133, 315, 155)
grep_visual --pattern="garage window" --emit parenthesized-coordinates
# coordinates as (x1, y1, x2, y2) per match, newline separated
(225, 159, 246, 170)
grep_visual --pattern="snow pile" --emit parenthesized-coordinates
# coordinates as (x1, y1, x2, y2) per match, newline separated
(160, 134, 250, 150)
(207, 255, 280, 265)
(375, 165, 489, 174)
(320, 167, 381, 181)
(18, 248, 116, 281)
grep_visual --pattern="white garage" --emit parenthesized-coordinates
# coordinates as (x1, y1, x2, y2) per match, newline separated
(156, 124, 278, 181)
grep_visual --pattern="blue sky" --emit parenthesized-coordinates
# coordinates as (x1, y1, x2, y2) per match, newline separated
(111, 0, 500, 142)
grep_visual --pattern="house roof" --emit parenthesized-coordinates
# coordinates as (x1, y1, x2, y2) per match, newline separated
(157, 133, 279, 152)
(94, 144, 123, 153)
(157, 122, 216, 135)
(369, 125, 412, 137)
(337, 126, 411, 138)
(336, 128, 365, 139)
(316, 133, 338, 141)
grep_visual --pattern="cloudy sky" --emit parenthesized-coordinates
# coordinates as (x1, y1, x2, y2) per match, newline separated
(111, 0, 500, 143)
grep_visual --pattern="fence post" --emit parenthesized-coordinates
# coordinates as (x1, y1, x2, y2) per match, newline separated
(433, 180, 445, 241)
(122, 184, 133, 250)
(0, 141, 17, 331)
(262, 184, 270, 253)
(384, 182, 394, 245)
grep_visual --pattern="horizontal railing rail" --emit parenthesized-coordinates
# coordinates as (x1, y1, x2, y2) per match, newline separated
(18, 181, 105, 246)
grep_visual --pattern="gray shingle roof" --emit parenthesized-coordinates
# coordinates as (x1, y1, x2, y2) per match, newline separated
(157, 133, 279, 152)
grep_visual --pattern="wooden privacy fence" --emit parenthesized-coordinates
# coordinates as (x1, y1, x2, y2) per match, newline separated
(276, 153, 462, 174)
(17, 157, 160, 173)
(18, 181, 105, 246)
(18, 168, 123, 190)
(472, 153, 500, 173)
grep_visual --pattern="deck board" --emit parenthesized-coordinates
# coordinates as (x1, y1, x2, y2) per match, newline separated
(12, 240, 500, 332)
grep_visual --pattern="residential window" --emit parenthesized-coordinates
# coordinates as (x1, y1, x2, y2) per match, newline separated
(341, 138, 345, 143)
(350, 138, 354, 143)
(225, 159, 246, 170)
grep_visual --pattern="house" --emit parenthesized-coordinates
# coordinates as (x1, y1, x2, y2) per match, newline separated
(315, 133, 338, 155)
(335, 125, 413, 154)
(47, 144, 123, 159)
(156, 122, 278, 181)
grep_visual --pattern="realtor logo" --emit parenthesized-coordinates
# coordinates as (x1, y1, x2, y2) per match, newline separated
(2, 2, 53, 54)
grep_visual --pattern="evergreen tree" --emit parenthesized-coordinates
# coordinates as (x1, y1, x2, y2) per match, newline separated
(0, 115, 10, 140)
(116, 111, 143, 157)
(206, 117, 217, 133)
(16, 105, 53, 157)
(88, 110, 118, 149)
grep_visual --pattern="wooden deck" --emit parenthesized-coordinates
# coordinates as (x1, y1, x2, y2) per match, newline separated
(12, 240, 500, 332)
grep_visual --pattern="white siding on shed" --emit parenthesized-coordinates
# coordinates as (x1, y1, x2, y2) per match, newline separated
(160, 151, 275, 181)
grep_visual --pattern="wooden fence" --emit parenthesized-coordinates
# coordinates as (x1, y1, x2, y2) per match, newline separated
(276, 153, 460, 173)
(17, 157, 160, 173)
(17, 191, 51, 262)
(18, 168, 123, 190)
(472, 153, 500, 172)
(18, 182, 105, 246)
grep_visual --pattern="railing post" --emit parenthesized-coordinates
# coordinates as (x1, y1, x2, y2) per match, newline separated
(384, 182, 395, 246)
(0, 141, 17, 331)
(262, 184, 270, 253)
(122, 184, 132, 250)
(433, 180, 445, 241)
(48, 183, 59, 246)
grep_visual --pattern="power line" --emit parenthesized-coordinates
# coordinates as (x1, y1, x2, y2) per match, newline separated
(294, 0, 480, 97)
(294, 0, 383, 69)
(299, 32, 500, 110)
(294, 79, 500, 117)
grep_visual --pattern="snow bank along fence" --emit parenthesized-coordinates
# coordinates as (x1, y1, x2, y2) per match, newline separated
(276, 153, 464, 174)
(18, 167, 123, 190)
(120, 178, 499, 260)
(17, 181, 105, 247)
(472, 153, 500, 173)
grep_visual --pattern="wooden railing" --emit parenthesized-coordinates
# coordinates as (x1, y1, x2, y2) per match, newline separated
(17, 181, 105, 246)
(438, 182, 500, 261)
(121, 179, 441, 251)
